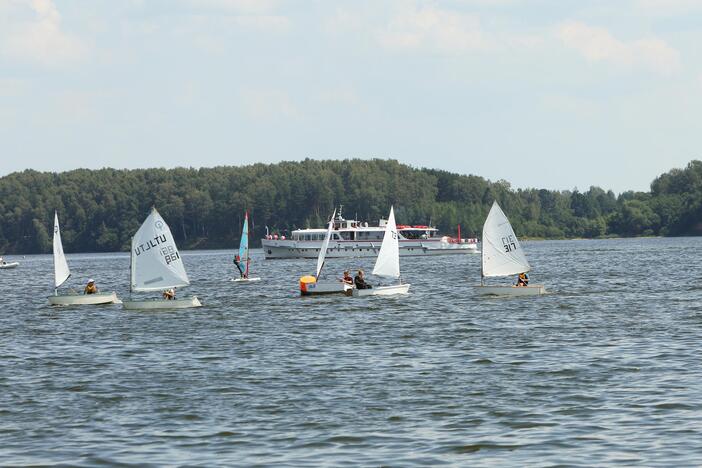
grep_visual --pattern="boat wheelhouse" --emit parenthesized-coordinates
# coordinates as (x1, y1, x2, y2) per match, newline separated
(262, 208, 478, 259)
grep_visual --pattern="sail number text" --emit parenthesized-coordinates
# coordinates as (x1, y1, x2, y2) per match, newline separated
(501, 235, 517, 253)
(134, 234, 181, 264)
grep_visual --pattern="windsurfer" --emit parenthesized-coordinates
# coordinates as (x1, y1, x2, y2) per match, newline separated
(233, 254, 245, 278)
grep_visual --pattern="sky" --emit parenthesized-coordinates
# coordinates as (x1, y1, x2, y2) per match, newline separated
(1, 0, 701, 193)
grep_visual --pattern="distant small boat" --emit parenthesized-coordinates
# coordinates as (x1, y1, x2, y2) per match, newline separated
(475, 201, 545, 296)
(299, 209, 352, 296)
(122, 208, 202, 310)
(352, 206, 410, 297)
(0, 261, 19, 269)
(232, 211, 261, 284)
(48, 212, 119, 306)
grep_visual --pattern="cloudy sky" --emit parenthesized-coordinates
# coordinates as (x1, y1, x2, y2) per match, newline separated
(1, 0, 700, 192)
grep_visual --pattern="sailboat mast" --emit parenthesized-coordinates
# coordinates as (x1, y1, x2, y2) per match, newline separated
(245, 211, 250, 278)
(480, 240, 484, 286)
(129, 237, 134, 293)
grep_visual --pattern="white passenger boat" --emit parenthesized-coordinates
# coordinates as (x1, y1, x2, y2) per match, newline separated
(352, 206, 410, 297)
(475, 202, 545, 296)
(263, 208, 478, 259)
(0, 261, 19, 269)
(48, 211, 120, 306)
(122, 208, 202, 310)
(299, 209, 352, 296)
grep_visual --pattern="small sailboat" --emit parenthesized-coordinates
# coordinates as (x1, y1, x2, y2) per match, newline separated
(0, 259, 19, 269)
(48, 211, 120, 305)
(122, 208, 202, 310)
(475, 201, 545, 296)
(299, 209, 352, 296)
(232, 211, 261, 283)
(352, 206, 410, 297)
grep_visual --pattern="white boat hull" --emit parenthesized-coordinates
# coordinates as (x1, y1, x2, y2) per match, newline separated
(122, 296, 202, 310)
(352, 283, 411, 297)
(48, 291, 120, 306)
(301, 282, 352, 296)
(263, 241, 478, 259)
(0, 262, 19, 269)
(232, 277, 261, 284)
(475, 285, 546, 296)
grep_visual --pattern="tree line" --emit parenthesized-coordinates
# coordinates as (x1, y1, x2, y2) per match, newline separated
(1, 158, 701, 254)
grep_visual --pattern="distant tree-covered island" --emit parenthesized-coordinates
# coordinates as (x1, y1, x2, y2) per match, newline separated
(1, 158, 701, 254)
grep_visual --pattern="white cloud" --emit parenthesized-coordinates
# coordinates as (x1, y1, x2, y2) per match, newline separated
(378, 6, 491, 54)
(0, 0, 89, 66)
(557, 21, 680, 75)
(231, 14, 290, 33)
(182, 0, 279, 14)
(633, 0, 702, 16)
(0, 78, 26, 98)
(240, 88, 299, 121)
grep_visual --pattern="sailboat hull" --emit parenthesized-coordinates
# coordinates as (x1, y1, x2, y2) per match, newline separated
(232, 277, 261, 284)
(122, 296, 202, 310)
(48, 292, 120, 306)
(352, 283, 410, 297)
(301, 281, 352, 296)
(0, 262, 19, 269)
(475, 285, 545, 296)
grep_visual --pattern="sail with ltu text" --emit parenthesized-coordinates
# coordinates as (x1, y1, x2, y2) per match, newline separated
(372, 206, 401, 279)
(130, 208, 190, 292)
(481, 201, 530, 278)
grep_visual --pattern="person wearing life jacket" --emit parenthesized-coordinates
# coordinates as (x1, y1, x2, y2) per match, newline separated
(516, 272, 529, 287)
(233, 254, 245, 278)
(354, 270, 372, 289)
(84, 279, 98, 294)
(341, 270, 353, 285)
(162, 288, 175, 300)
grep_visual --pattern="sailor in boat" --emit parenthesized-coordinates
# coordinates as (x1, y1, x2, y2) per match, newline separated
(162, 288, 176, 300)
(516, 272, 529, 287)
(341, 270, 353, 285)
(354, 270, 372, 290)
(84, 279, 98, 294)
(233, 254, 245, 279)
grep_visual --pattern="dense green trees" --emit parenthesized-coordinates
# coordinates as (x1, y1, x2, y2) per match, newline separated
(0, 159, 701, 254)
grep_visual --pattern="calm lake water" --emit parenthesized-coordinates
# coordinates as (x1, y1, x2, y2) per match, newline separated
(1, 237, 702, 466)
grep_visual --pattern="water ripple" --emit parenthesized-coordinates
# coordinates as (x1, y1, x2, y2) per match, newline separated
(2, 239, 702, 465)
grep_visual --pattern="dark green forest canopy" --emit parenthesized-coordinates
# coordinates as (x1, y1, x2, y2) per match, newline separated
(1, 158, 700, 254)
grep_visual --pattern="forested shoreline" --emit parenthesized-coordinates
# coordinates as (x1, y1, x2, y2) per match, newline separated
(1, 158, 701, 254)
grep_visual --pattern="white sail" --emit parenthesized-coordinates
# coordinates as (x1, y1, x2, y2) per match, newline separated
(130, 208, 190, 292)
(481, 201, 531, 277)
(316, 209, 336, 279)
(372, 206, 400, 279)
(52, 211, 71, 288)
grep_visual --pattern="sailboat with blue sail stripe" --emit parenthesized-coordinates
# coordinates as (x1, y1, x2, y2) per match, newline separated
(232, 211, 261, 283)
